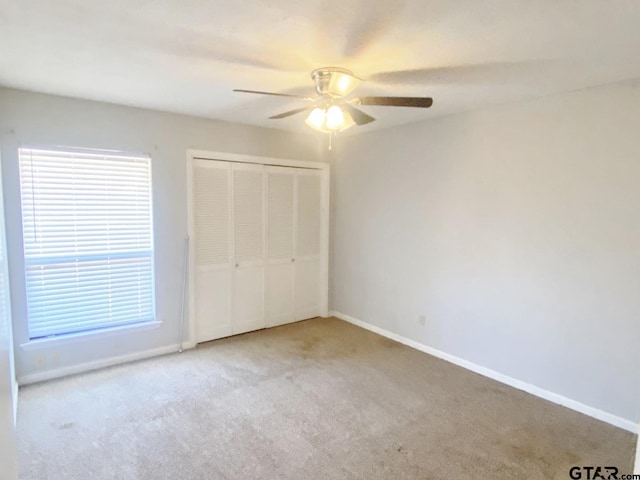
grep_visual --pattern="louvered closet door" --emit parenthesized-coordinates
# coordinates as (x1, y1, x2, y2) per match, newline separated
(266, 167, 296, 327)
(295, 170, 323, 320)
(192, 160, 232, 342)
(232, 163, 266, 334)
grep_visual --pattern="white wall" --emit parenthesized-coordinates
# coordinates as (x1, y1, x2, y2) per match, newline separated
(0, 87, 323, 381)
(0, 151, 18, 479)
(331, 79, 640, 426)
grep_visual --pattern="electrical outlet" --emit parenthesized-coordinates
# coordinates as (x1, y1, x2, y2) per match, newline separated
(418, 315, 426, 326)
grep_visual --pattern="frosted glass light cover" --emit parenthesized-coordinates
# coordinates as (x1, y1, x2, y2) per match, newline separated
(327, 72, 361, 97)
(325, 105, 345, 130)
(305, 108, 326, 130)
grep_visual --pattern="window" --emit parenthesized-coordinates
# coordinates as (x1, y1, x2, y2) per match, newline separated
(19, 147, 155, 340)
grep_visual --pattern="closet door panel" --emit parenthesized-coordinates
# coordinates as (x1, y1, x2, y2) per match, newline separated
(191, 156, 327, 343)
(232, 163, 266, 334)
(233, 266, 264, 333)
(294, 259, 321, 320)
(195, 268, 232, 341)
(192, 160, 232, 342)
(295, 171, 322, 320)
(266, 167, 296, 327)
(266, 262, 294, 326)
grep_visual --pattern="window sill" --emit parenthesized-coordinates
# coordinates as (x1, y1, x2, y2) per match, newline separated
(20, 320, 162, 351)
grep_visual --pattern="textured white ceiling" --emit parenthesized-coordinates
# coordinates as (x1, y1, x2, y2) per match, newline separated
(1, 0, 640, 135)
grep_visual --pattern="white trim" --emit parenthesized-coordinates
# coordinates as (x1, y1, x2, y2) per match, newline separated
(17, 343, 182, 385)
(319, 167, 330, 318)
(186, 151, 196, 348)
(188, 150, 328, 171)
(20, 320, 162, 351)
(635, 435, 640, 475)
(12, 377, 18, 426)
(16, 143, 153, 159)
(330, 311, 639, 434)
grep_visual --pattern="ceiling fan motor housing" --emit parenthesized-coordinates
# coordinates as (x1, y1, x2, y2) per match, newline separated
(311, 67, 357, 97)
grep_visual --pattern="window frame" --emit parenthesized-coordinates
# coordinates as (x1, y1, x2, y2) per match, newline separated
(17, 145, 158, 343)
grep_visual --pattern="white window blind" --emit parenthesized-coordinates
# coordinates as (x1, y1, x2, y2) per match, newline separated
(19, 147, 155, 340)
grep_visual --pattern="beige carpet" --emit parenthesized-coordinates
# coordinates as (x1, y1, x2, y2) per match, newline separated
(17, 317, 636, 479)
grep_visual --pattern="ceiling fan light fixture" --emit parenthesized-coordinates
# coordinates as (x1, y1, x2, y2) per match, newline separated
(325, 105, 345, 129)
(328, 71, 361, 97)
(305, 107, 327, 131)
(305, 105, 355, 133)
(311, 67, 361, 98)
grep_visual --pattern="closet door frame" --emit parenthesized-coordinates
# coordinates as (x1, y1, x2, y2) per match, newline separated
(186, 150, 329, 348)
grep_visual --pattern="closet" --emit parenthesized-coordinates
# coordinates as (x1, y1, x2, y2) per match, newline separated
(188, 153, 328, 344)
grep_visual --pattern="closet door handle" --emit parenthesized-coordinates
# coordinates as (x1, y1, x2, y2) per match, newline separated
(291, 258, 295, 262)
(235, 263, 239, 267)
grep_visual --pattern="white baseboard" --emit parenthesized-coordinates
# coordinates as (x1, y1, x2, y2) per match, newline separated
(330, 311, 639, 434)
(18, 343, 189, 386)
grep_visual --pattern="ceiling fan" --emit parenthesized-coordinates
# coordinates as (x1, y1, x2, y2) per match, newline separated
(233, 67, 433, 133)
